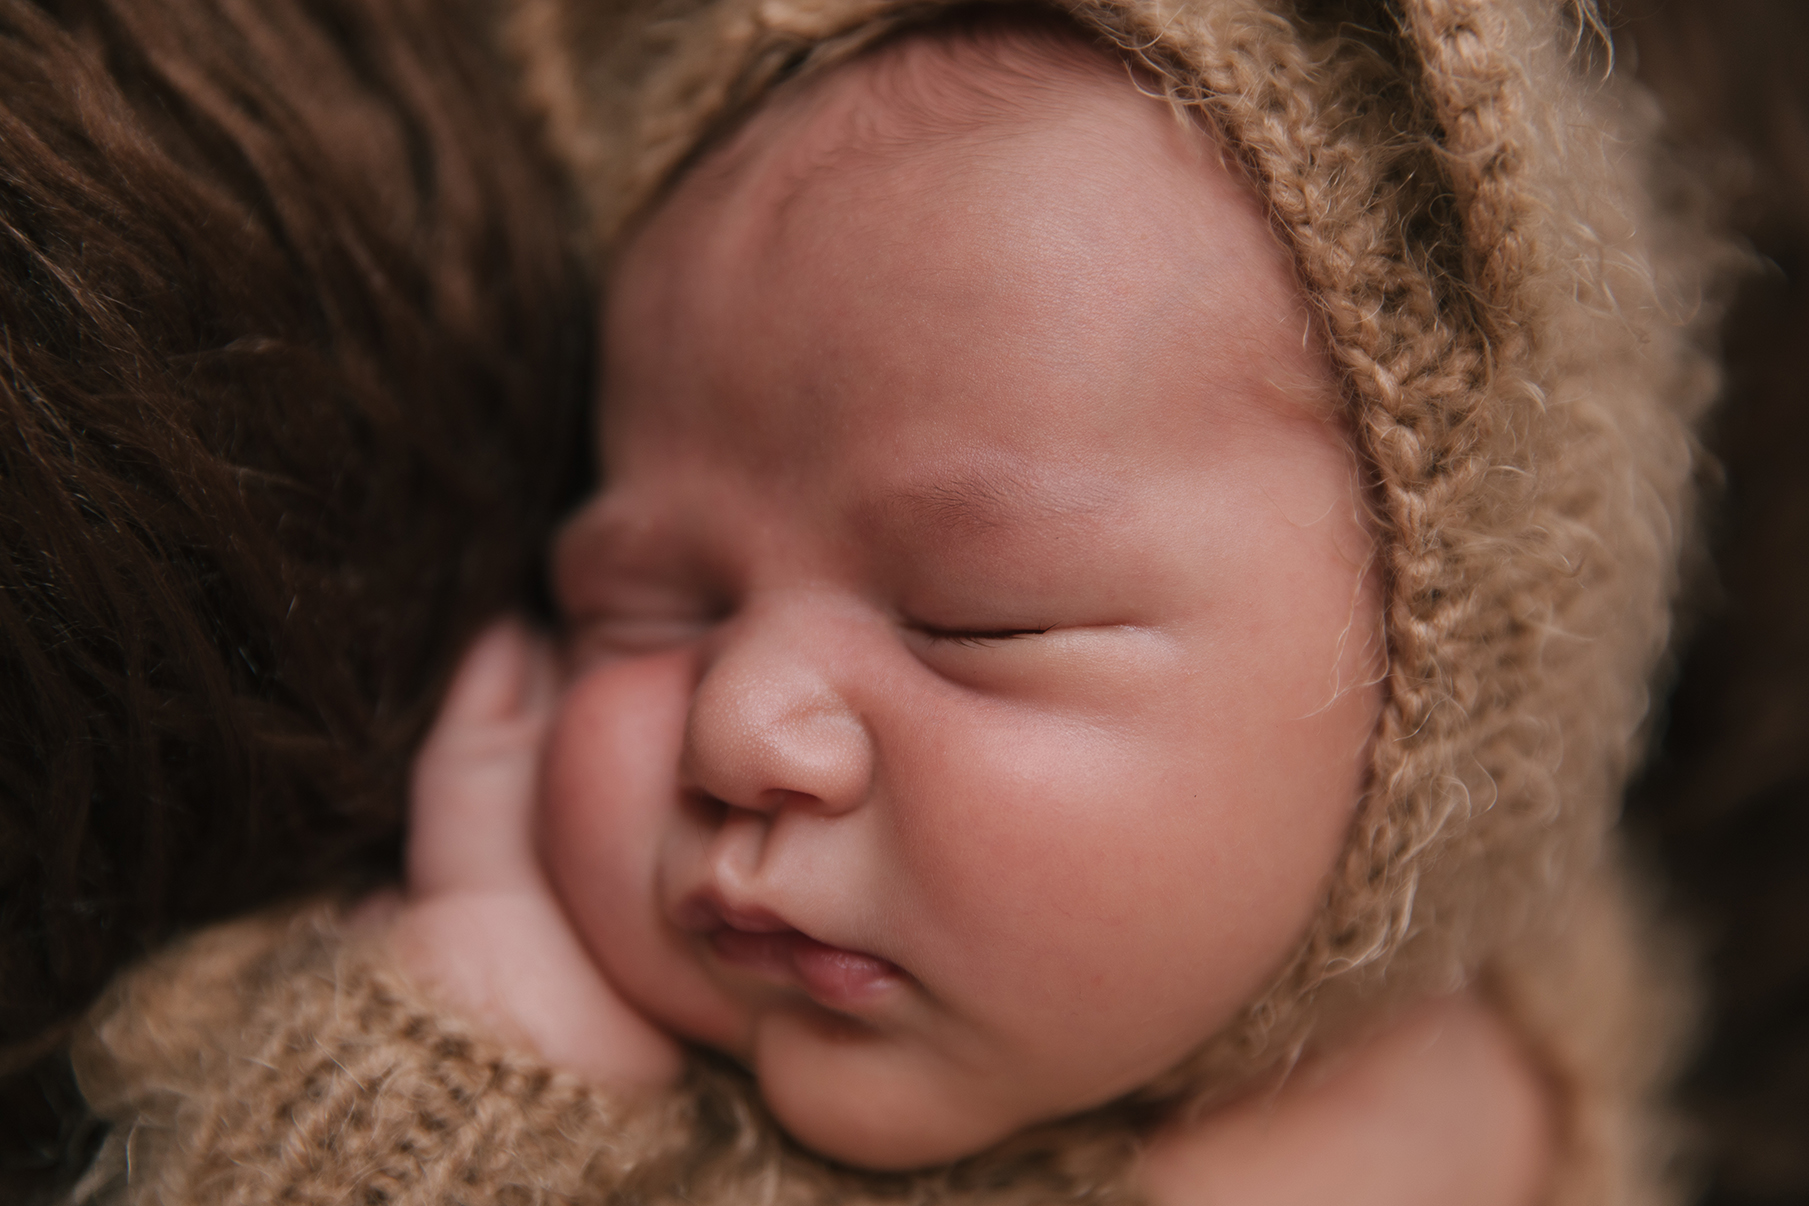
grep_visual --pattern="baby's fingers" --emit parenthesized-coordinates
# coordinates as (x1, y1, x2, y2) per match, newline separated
(408, 618, 559, 897)
(385, 619, 685, 1091)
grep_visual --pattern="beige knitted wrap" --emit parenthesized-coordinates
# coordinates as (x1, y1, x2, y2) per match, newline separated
(498, 0, 1720, 1197)
(70, 2, 1723, 1204)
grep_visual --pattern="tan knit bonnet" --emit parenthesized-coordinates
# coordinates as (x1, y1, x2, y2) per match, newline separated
(497, 0, 1719, 1198)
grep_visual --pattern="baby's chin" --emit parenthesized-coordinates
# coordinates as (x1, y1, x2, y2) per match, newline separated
(746, 1007, 1080, 1170)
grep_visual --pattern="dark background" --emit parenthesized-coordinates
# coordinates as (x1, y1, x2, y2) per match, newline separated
(1616, 1, 1809, 1202)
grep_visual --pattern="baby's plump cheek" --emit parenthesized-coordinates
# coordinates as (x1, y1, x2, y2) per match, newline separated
(875, 630, 1376, 1096)
(539, 650, 748, 1051)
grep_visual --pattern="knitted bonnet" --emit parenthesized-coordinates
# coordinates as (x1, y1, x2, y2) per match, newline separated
(499, 0, 1719, 1198)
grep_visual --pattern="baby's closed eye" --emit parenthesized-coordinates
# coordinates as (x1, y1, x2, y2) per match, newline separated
(906, 621, 1051, 646)
(564, 584, 729, 663)
(901, 618, 1179, 705)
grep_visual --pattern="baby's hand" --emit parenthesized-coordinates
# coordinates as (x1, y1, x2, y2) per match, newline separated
(356, 619, 683, 1091)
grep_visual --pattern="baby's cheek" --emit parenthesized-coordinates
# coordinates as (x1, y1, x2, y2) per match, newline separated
(889, 716, 1228, 1014)
(886, 657, 1365, 1075)
(538, 653, 697, 1014)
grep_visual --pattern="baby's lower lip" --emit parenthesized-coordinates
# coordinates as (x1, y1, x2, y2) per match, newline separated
(709, 928, 903, 1006)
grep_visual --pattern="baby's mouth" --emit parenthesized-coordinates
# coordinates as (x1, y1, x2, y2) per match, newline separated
(682, 894, 904, 1007)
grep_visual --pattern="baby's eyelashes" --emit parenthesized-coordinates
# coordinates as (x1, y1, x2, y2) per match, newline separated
(568, 608, 1052, 654)
(906, 622, 1052, 647)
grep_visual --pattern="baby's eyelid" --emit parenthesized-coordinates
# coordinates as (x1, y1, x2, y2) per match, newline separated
(564, 611, 721, 666)
(567, 583, 733, 622)
(565, 592, 731, 641)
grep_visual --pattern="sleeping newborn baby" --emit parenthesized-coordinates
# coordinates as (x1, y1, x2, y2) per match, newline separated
(67, 0, 1710, 1199)
(376, 16, 1552, 1204)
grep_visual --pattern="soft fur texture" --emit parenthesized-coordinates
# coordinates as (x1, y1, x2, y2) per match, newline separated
(43, 0, 1732, 1203)
(0, 0, 591, 1194)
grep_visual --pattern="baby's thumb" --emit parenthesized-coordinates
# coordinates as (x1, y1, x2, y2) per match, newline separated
(407, 618, 558, 897)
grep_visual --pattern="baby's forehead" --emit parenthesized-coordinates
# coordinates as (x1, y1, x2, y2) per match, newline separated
(607, 11, 1335, 471)
(677, 14, 1236, 251)
(633, 16, 1303, 362)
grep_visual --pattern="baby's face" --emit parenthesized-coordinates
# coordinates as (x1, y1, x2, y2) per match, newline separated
(544, 36, 1380, 1170)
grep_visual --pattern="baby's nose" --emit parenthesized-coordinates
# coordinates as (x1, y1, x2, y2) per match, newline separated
(680, 611, 874, 816)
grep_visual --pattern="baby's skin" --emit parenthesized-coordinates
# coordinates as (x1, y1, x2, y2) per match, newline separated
(370, 20, 1552, 1205)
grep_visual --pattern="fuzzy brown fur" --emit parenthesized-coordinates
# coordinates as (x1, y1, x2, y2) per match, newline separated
(0, 0, 591, 1194)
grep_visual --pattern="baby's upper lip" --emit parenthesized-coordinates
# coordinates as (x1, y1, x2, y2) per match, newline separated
(673, 888, 793, 937)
